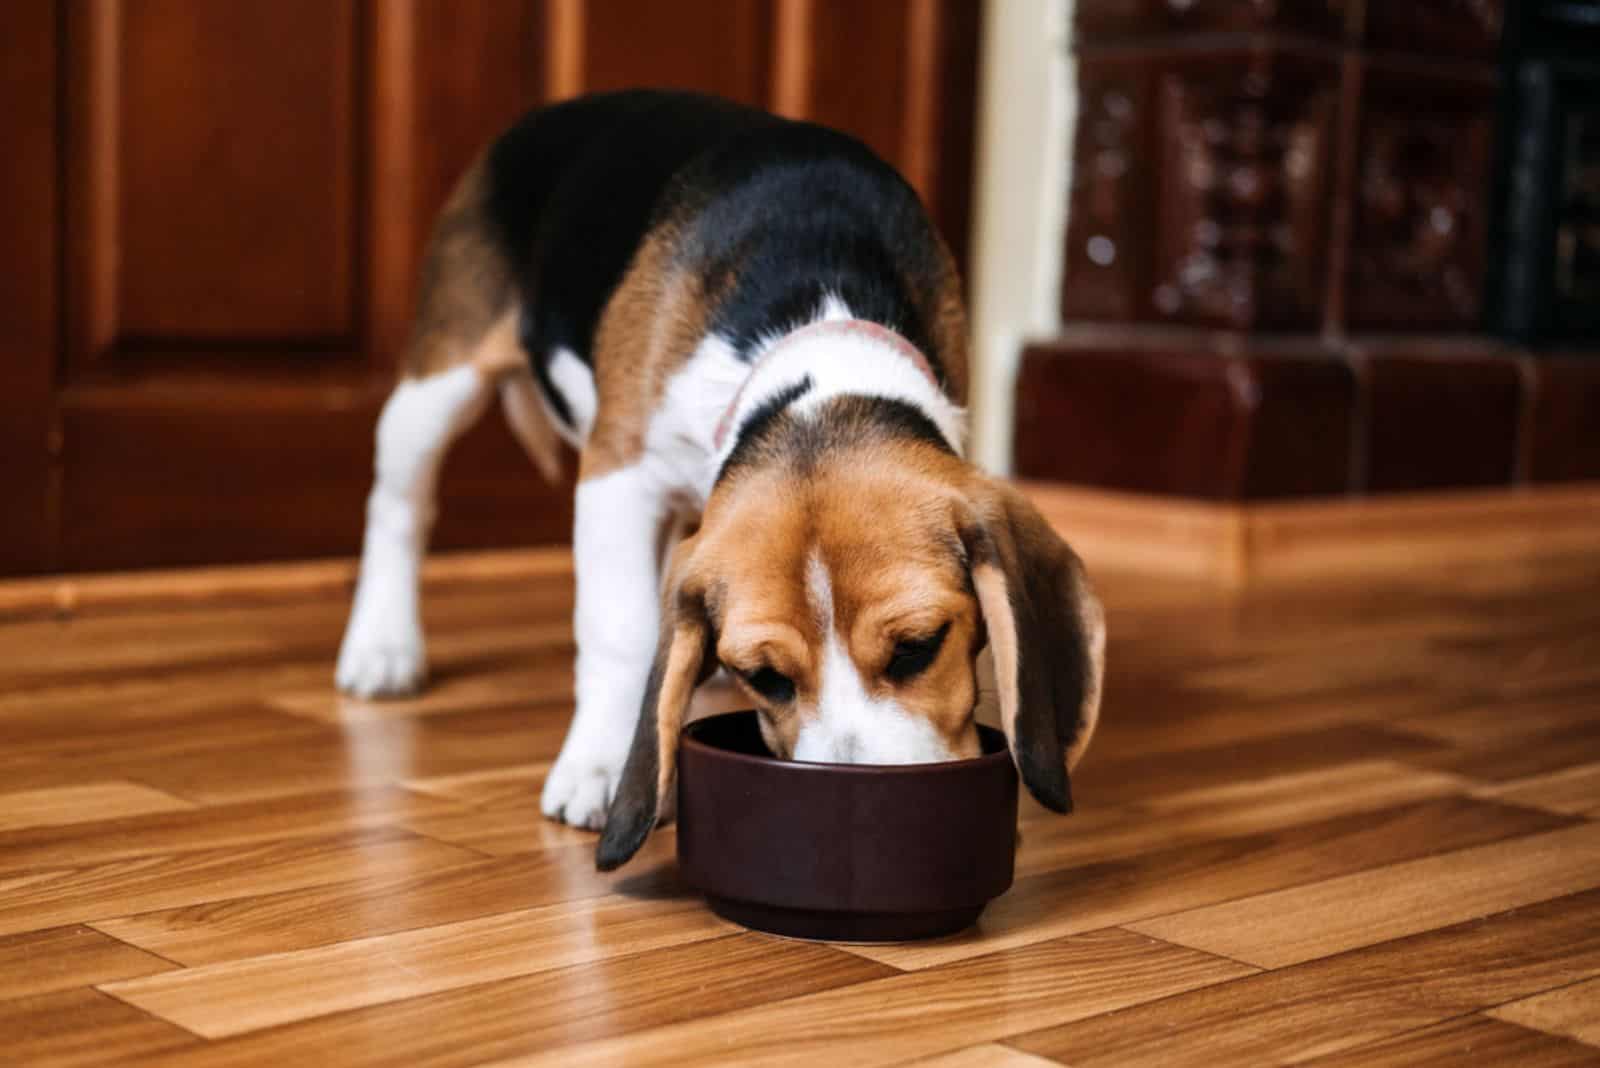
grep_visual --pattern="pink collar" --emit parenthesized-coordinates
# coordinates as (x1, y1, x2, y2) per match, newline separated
(712, 319, 939, 450)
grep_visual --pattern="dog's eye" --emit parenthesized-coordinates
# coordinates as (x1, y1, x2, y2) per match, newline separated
(745, 666, 795, 704)
(886, 622, 950, 682)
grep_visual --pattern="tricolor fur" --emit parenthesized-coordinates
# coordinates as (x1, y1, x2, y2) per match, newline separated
(335, 91, 1105, 871)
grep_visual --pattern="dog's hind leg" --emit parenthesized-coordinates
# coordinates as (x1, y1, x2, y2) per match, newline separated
(336, 358, 499, 697)
(337, 158, 522, 698)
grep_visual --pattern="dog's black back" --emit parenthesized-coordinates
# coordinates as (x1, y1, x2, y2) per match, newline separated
(482, 90, 954, 399)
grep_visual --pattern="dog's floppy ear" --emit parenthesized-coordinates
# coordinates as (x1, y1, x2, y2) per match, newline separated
(596, 539, 714, 871)
(960, 479, 1105, 814)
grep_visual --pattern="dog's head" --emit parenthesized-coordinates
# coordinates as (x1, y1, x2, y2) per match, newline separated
(595, 398, 1105, 871)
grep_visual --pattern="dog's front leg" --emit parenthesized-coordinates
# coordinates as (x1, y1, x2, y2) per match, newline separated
(542, 462, 666, 829)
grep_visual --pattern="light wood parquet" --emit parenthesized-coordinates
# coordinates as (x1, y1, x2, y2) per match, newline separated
(1, 549, 1598, 1065)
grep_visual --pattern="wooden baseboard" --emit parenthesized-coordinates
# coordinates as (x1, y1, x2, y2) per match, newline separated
(1021, 481, 1600, 586)
(0, 546, 573, 620)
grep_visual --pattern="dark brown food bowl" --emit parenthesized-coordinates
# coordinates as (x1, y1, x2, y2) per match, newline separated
(676, 710, 1018, 942)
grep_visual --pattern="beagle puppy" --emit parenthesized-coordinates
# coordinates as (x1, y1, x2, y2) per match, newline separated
(335, 90, 1105, 870)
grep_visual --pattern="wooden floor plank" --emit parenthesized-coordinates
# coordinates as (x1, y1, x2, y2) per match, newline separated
(0, 544, 1595, 1064)
(1014, 759, 1468, 878)
(1476, 762, 1600, 818)
(121, 935, 894, 1068)
(102, 895, 736, 1038)
(848, 797, 1569, 971)
(269, 659, 575, 727)
(1490, 976, 1600, 1047)
(0, 781, 194, 833)
(393, 792, 596, 857)
(897, 1044, 1064, 1067)
(1008, 888, 1600, 1067)
(265, 622, 574, 727)
(0, 602, 340, 688)
(0, 829, 477, 938)
(402, 763, 552, 807)
(1406, 721, 1600, 784)
(483, 929, 1254, 1068)
(0, 703, 329, 792)
(0, 926, 177, 1002)
(1296, 1015, 1600, 1067)
(1069, 723, 1448, 807)
(1128, 821, 1600, 967)
(0, 787, 460, 876)
(1, 988, 198, 1066)
(1084, 685, 1437, 763)
(1390, 692, 1600, 749)
(116, 707, 571, 804)
(92, 838, 675, 966)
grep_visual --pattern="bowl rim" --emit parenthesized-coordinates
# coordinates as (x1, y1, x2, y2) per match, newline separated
(681, 710, 1013, 777)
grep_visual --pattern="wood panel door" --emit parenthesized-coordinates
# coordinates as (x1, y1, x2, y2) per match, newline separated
(2, 0, 980, 576)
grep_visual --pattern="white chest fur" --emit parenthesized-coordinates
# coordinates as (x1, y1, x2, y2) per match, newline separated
(708, 317, 967, 478)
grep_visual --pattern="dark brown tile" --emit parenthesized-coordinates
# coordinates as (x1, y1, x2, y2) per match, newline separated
(1525, 356, 1600, 483)
(1061, 55, 1151, 324)
(1239, 351, 1357, 496)
(1345, 61, 1497, 331)
(1062, 45, 1341, 332)
(1073, 1, 1349, 43)
(1014, 338, 1354, 500)
(1146, 48, 1340, 331)
(1015, 342, 1241, 498)
(1361, 348, 1522, 492)
(1363, 0, 1505, 61)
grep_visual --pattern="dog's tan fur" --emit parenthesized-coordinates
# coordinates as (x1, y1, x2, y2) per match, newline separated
(582, 223, 715, 480)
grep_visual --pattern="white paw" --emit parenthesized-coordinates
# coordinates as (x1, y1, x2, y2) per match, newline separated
(335, 611, 426, 698)
(541, 730, 629, 830)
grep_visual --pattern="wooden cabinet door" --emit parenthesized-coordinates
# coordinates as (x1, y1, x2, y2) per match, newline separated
(0, 3, 59, 574)
(51, 0, 562, 574)
(2, 0, 979, 576)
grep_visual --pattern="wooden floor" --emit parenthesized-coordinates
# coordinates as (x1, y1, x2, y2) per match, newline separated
(3, 548, 1599, 1066)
